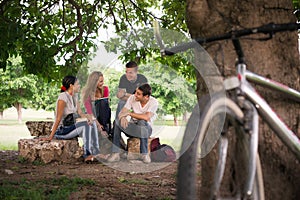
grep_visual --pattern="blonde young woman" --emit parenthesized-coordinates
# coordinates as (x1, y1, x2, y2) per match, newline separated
(81, 71, 111, 159)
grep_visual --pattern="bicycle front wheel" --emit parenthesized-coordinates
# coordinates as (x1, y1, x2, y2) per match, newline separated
(177, 94, 264, 200)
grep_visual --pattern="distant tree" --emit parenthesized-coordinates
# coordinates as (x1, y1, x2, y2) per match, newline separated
(0, 103, 10, 119)
(0, 56, 62, 122)
(141, 62, 196, 125)
(32, 80, 59, 113)
(0, 57, 37, 123)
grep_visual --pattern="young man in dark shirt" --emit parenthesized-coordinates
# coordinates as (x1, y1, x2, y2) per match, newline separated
(115, 61, 148, 117)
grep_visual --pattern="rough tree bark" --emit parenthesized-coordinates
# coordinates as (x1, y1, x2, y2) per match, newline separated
(186, 0, 300, 199)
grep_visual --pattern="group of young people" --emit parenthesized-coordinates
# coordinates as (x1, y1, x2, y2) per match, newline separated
(40, 61, 158, 164)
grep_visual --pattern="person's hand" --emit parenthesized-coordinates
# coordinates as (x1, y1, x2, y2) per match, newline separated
(96, 123, 108, 137)
(85, 114, 95, 125)
(100, 130, 109, 138)
(118, 110, 129, 120)
(120, 117, 128, 129)
(97, 123, 104, 131)
(118, 88, 126, 99)
(39, 136, 52, 141)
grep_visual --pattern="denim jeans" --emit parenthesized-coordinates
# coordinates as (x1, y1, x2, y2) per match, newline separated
(115, 100, 126, 118)
(55, 121, 100, 158)
(112, 119, 152, 154)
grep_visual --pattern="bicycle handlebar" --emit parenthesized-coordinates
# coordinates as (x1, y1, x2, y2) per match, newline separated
(158, 22, 300, 56)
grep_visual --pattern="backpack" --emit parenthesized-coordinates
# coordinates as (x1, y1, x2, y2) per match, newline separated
(151, 143, 177, 162)
(150, 137, 161, 152)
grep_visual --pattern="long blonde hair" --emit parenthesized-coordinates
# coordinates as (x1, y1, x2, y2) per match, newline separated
(81, 71, 103, 103)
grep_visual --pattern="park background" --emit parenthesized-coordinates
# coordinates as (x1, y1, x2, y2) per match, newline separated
(0, 1, 299, 199)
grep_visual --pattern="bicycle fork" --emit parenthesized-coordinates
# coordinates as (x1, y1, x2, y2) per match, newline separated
(241, 99, 259, 198)
(212, 93, 259, 199)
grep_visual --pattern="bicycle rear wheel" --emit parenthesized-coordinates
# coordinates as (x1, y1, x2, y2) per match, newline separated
(177, 94, 264, 200)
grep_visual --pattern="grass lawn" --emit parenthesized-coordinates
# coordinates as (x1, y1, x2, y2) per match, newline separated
(0, 107, 185, 152)
(0, 123, 33, 150)
(0, 107, 54, 150)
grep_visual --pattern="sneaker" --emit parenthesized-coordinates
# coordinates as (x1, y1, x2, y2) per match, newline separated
(127, 152, 140, 160)
(107, 153, 120, 162)
(94, 154, 110, 161)
(141, 154, 151, 163)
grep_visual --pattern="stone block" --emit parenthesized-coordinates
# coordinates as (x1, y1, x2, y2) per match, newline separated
(127, 137, 154, 153)
(18, 138, 83, 164)
(25, 121, 54, 137)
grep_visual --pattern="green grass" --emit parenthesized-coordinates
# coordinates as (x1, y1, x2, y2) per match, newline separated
(0, 177, 95, 199)
(1, 107, 186, 151)
(0, 120, 35, 150)
(118, 176, 149, 185)
(154, 119, 187, 126)
(159, 138, 181, 152)
(0, 118, 185, 151)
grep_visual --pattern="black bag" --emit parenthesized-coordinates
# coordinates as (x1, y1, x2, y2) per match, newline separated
(151, 144, 176, 162)
(55, 124, 76, 135)
(63, 113, 79, 126)
(94, 98, 111, 134)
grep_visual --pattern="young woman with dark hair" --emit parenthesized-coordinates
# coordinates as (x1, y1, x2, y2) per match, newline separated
(40, 75, 101, 162)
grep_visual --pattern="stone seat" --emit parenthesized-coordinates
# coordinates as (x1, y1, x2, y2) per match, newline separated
(18, 138, 83, 164)
(25, 121, 54, 137)
(18, 121, 83, 164)
(127, 137, 155, 158)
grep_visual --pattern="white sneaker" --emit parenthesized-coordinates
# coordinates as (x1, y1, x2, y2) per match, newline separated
(141, 154, 151, 163)
(107, 153, 120, 162)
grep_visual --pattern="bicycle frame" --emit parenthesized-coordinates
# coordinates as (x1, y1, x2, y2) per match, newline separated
(154, 21, 300, 200)
(245, 71, 300, 102)
(236, 64, 300, 160)
(221, 61, 300, 198)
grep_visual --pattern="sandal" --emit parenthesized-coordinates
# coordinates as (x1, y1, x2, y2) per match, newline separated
(84, 155, 98, 163)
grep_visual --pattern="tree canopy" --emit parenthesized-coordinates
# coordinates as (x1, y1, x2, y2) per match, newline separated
(0, 0, 187, 82)
(1, 0, 298, 122)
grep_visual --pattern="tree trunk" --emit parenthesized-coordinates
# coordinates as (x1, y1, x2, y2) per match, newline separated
(173, 114, 178, 126)
(14, 103, 22, 124)
(186, 0, 300, 199)
(183, 111, 188, 123)
(0, 111, 3, 119)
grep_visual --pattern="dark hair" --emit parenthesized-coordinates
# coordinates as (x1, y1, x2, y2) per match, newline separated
(61, 75, 77, 92)
(138, 83, 152, 96)
(125, 61, 138, 69)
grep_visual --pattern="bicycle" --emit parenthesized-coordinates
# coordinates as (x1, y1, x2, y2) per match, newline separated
(153, 21, 300, 199)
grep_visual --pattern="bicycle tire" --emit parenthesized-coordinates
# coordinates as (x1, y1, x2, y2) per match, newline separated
(177, 93, 265, 200)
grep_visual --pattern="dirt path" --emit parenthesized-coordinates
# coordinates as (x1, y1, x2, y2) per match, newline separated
(0, 150, 177, 199)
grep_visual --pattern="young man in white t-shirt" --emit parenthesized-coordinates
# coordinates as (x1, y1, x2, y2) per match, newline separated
(115, 61, 148, 117)
(107, 83, 158, 163)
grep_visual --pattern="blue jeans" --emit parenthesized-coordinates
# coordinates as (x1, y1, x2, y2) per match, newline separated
(115, 100, 126, 118)
(55, 121, 100, 158)
(112, 119, 152, 154)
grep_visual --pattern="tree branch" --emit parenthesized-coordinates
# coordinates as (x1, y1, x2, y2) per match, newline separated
(54, 0, 84, 55)
(108, 0, 120, 32)
(128, 0, 164, 22)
